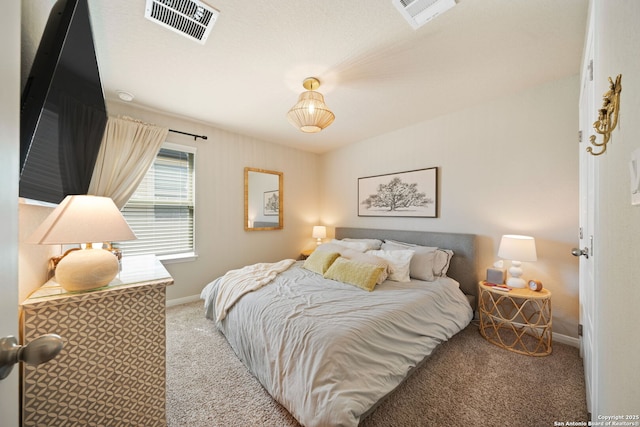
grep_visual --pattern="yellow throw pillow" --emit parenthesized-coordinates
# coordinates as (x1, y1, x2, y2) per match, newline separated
(303, 250, 340, 275)
(323, 257, 385, 292)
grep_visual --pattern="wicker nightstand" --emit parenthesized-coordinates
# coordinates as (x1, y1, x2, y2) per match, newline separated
(478, 281, 552, 356)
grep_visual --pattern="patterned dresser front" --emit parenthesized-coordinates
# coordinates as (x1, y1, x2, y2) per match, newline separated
(20, 255, 173, 427)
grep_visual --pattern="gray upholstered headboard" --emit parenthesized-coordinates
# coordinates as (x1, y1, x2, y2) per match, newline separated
(253, 221, 279, 228)
(335, 227, 479, 307)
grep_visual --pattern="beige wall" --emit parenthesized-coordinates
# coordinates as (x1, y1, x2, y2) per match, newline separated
(17, 1, 66, 302)
(18, 203, 60, 302)
(20, 0, 56, 90)
(106, 102, 321, 301)
(592, 0, 640, 415)
(18, 101, 322, 302)
(18, 0, 321, 305)
(17, 0, 640, 417)
(19, 0, 579, 337)
(18, 0, 321, 300)
(320, 75, 580, 338)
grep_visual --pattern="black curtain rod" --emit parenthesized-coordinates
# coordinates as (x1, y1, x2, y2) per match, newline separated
(169, 128, 208, 141)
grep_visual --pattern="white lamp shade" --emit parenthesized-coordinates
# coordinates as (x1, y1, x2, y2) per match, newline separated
(312, 226, 327, 239)
(27, 195, 136, 292)
(27, 195, 136, 245)
(498, 234, 537, 289)
(498, 235, 537, 262)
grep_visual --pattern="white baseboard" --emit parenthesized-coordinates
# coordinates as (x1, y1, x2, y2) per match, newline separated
(166, 294, 201, 307)
(553, 332, 580, 348)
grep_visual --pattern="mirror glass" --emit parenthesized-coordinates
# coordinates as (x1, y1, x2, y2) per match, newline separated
(244, 167, 283, 230)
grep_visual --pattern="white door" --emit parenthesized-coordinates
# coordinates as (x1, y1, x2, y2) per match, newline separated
(576, 8, 598, 416)
(0, 1, 21, 425)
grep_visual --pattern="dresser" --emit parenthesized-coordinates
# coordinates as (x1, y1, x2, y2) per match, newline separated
(20, 255, 173, 427)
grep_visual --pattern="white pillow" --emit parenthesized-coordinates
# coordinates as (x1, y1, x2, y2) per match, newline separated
(433, 249, 453, 277)
(366, 249, 414, 282)
(341, 238, 383, 250)
(382, 240, 453, 280)
(315, 242, 349, 254)
(330, 239, 369, 252)
(383, 240, 437, 253)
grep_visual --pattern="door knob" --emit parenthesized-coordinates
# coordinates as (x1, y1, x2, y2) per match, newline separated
(571, 247, 589, 259)
(0, 334, 64, 380)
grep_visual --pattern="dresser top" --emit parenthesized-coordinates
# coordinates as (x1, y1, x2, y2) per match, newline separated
(22, 255, 173, 305)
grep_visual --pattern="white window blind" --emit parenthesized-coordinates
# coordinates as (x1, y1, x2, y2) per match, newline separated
(116, 143, 195, 258)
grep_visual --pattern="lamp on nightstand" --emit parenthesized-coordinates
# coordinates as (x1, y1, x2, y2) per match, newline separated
(27, 195, 137, 292)
(312, 225, 327, 245)
(497, 234, 537, 288)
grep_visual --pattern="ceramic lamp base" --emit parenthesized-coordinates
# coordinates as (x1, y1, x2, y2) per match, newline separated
(55, 248, 119, 292)
(506, 276, 526, 288)
(506, 260, 526, 288)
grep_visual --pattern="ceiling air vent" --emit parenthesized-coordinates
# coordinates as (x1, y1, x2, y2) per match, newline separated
(392, 0, 456, 29)
(145, 0, 219, 44)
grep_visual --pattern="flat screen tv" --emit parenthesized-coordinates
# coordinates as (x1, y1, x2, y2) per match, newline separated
(20, 0, 107, 205)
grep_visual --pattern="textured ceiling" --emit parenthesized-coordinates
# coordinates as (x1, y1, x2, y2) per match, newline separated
(87, 0, 588, 153)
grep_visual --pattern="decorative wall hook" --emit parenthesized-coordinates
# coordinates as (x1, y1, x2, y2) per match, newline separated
(588, 74, 622, 156)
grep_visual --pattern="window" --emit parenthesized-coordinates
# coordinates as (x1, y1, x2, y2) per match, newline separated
(116, 143, 195, 260)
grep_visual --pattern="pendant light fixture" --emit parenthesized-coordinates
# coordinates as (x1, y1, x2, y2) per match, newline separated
(287, 77, 335, 133)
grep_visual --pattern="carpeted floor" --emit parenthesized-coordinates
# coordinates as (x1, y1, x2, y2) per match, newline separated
(166, 301, 588, 426)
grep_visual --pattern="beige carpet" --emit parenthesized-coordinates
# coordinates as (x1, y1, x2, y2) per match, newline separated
(166, 301, 588, 426)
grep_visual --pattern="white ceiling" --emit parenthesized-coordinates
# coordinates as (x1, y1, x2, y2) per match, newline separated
(87, 0, 588, 153)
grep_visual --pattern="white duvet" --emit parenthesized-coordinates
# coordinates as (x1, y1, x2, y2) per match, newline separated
(213, 258, 295, 321)
(201, 261, 472, 427)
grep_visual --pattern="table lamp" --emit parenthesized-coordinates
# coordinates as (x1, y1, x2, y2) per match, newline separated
(27, 195, 137, 292)
(312, 225, 327, 245)
(497, 234, 537, 288)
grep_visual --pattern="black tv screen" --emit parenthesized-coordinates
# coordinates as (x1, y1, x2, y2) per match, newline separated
(20, 0, 107, 205)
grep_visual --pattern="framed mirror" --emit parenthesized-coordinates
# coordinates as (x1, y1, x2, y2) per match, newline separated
(244, 167, 283, 231)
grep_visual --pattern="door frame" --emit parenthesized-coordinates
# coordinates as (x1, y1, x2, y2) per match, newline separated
(0, 1, 22, 425)
(577, 2, 598, 415)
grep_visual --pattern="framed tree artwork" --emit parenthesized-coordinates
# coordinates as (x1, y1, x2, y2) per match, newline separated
(358, 167, 438, 217)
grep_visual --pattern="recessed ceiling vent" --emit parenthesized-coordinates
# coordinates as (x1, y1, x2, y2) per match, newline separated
(145, 0, 219, 44)
(392, 0, 456, 29)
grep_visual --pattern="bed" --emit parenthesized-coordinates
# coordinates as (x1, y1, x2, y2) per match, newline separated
(201, 227, 478, 426)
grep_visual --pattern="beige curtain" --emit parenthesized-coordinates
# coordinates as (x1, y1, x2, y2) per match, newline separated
(88, 116, 169, 209)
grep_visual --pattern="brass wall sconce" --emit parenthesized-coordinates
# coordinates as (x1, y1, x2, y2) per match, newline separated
(588, 74, 622, 156)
